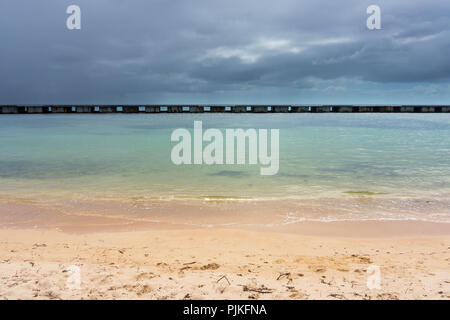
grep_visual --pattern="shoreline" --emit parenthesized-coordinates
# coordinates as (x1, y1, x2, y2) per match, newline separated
(2, 220, 450, 238)
(1, 198, 449, 236)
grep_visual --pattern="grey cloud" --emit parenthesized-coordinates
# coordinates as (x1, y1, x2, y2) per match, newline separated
(0, 0, 450, 104)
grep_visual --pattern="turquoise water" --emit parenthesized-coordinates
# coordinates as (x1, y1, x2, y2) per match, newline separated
(0, 114, 449, 202)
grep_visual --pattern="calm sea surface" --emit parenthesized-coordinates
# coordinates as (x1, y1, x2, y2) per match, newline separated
(0, 114, 449, 224)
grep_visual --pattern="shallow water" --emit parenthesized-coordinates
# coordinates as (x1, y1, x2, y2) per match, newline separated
(0, 114, 449, 225)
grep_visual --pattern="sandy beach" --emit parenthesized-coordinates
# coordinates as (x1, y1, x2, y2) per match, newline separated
(1, 222, 449, 300)
(2, 0, 450, 304)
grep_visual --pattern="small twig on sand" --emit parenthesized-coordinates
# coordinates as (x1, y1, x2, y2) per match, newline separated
(180, 266, 191, 271)
(217, 275, 231, 285)
(242, 285, 274, 294)
(405, 282, 413, 294)
(320, 278, 333, 286)
(183, 261, 196, 265)
(329, 293, 346, 300)
(277, 272, 291, 281)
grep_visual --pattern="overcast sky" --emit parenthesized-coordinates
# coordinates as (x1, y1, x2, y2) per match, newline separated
(1, 0, 449, 104)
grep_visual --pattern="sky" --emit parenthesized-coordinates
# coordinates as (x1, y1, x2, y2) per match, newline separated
(0, 0, 450, 105)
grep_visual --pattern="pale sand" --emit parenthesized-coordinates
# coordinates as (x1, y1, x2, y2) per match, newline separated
(0, 224, 449, 300)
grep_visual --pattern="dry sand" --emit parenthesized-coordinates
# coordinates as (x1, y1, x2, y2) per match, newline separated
(0, 224, 449, 300)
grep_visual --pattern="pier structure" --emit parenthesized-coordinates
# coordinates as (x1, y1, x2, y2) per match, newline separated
(0, 105, 449, 114)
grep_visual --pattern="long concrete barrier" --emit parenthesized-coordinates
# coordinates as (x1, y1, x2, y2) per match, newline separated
(0, 105, 449, 114)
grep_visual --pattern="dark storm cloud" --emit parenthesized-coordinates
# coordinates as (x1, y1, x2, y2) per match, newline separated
(0, 0, 449, 104)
